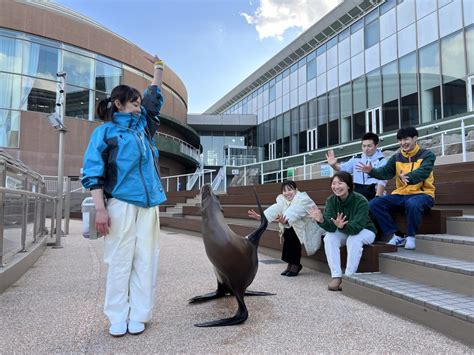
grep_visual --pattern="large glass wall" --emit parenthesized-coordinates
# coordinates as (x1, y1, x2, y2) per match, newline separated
(0, 28, 123, 148)
(223, 0, 472, 158)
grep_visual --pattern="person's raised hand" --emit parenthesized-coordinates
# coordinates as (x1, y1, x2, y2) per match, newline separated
(275, 214, 288, 224)
(307, 204, 323, 223)
(331, 212, 348, 229)
(144, 54, 162, 65)
(356, 161, 373, 174)
(247, 209, 261, 220)
(326, 150, 337, 167)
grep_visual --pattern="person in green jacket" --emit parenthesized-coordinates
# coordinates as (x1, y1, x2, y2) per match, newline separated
(308, 171, 376, 291)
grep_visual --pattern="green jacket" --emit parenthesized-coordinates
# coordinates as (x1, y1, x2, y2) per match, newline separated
(318, 191, 376, 235)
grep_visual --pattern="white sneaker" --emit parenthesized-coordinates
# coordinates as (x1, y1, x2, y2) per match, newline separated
(405, 236, 416, 250)
(128, 320, 145, 335)
(109, 321, 127, 337)
(387, 234, 406, 247)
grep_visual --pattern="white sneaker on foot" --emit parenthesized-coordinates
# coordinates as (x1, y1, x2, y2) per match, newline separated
(109, 321, 127, 337)
(387, 234, 406, 247)
(128, 320, 145, 335)
(405, 236, 416, 250)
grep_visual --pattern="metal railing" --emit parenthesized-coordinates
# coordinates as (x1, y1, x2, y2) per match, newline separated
(158, 132, 200, 162)
(161, 168, 217, 193)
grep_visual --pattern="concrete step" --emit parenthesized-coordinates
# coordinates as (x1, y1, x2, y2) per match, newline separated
(165, 207, 183, 213)
(379, 250, 474, 295)
(447, 215, 474, 237)
(343, 272, 474, 346)
(186, 197, 201, 204)
(160, 211, 182, 217)
(416, 234, 474, 261)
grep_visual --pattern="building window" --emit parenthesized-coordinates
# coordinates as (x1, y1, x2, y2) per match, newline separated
(96, 61, 121, 93)
(365, 19, 380, 49)
(441, 30, 467, 117)
(65, 85, 91, 119)
(340, 83, 352, 143)
(399, 51, 419, 127)
(0, 109, 20, 148)
(63, 51, 93, 89)
(0, 36, 22, 73)
(22, 77, 56, 113)
(419, 41, 441, 122)
(382, 61, 400, 132)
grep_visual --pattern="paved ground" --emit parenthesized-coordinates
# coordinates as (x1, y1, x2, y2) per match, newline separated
(0, 220, 471, 353)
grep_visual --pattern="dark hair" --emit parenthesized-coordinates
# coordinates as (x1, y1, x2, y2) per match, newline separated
(397, 126, 418, 140)
(96, 85, 142, 121)
(331, 171, 354, 193)
(361, 132, 379, 145)
(281, 180, 297, 192)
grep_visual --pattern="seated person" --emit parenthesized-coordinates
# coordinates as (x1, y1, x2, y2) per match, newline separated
(248, 180, 325, 277)
(357, 127, 436, 250)
(326, 132, 387, 201)
(308, 172, 376, 291)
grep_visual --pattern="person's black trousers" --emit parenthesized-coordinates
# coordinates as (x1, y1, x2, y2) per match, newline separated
(281, 227, 301, 265)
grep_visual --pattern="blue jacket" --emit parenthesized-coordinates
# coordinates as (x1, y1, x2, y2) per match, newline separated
(81, 85, 167, 208)
(340, 149, 387, 187)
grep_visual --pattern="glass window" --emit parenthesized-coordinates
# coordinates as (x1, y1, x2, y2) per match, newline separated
(417, 0, 437, 19)
(275, 97, 283, 115)
(0, 109, 20, 148)
(282, 75, 290, 94)
(365, 19, 380, 49)
(276, 80, 283, 98)
(269, 100, 276, 118)
(269, 83, 276, 102)
(382, 61, 399, 132)
(467, 25, 474, 74)
(290, 107, 299, 135)
(307, 78, 316, 100)
(351, 29, 364, 56)
(380, 0, 396, 15)
(365, 43, 380, 73)
(417, 12, 438, 48)
(419, 42, 441, 122)
(439, 0, 463, 38)
(21, 77, 56, 113)
(65, 85, 91, 119)
(282, 93, 290, 112)
(0, 36, 22, 73)
(308, 99, 317, 128)
(96, 61, 121, 93)
(351, 52, 365, 79)
(316, 43, 326, 56)
(299, 103, 308, 132)
(327, 37, 337, 49)
(353, 76, 366, 114)
(290, 70, 298, 90)
(317, 73, 327, 95)
(340, 83, 352, 143)
(290, 88, 298, 109)
(316, 53, 326, 74)
(317, 95, 328, 148)
(400, 52, 419, 127)
(328, 119, 339, 146)
(381, 34, 397, 66)
(441, 30, 467, 117)
(63, 51, 93, 89)
(0, 73, 21, 110)
(298, 85, 306, 105)
(338, 37, 350, 64)
(22, 42, 60, 81)
(307, 51, 316, 61)
(464, 0, 474, 26)
(307, 59, 316, 80)
(338, 28, 350, 41)
(351, 18, 364, 33)
(338, 60, 351, 85)
(327, 45, 337, 69)
(367, 69, 382, 109)
(327, 67, 338, 91)
(298, 65, 306, 86)
(328, 89, 339, 122)
(365, 8, 379, 24)
(397, 0, 416, 30)
(398, 24, 416, 57)
(380, 7, 396, 40)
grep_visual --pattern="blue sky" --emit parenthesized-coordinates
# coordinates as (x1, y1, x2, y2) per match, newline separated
(54, 0, 339, 113)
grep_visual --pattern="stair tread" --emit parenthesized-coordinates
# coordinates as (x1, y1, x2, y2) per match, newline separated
(417, 234, 474, 245)
(448, 215, 474, 221)
(344, 272, 474, 322)
(380, 250, 474, 275)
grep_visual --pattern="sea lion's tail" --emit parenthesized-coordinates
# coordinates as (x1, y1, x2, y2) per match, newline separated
(248, 188, 268, 246)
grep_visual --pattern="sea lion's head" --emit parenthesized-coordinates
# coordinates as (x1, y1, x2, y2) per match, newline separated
(201, 184, 223, 214)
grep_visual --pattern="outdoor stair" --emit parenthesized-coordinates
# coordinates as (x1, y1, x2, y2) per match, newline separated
(161, 194, 201, 217)
(343, 225, 474, 346)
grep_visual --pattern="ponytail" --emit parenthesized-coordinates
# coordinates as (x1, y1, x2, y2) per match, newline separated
(96, 85, 142, 122)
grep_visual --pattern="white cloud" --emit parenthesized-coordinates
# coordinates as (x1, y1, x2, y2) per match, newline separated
(241, 0, 343, 40)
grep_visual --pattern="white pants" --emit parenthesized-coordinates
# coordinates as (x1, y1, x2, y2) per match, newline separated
(103, 198, 161, 324)
(324, 229, 375, 278)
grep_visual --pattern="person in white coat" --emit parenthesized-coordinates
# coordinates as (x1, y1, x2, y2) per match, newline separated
(248, 181, 325, 276)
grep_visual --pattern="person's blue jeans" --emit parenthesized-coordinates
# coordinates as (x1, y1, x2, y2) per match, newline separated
(369, 193, 434, 237)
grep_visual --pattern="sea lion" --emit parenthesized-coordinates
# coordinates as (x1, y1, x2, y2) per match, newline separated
(189, 183, 273, 327)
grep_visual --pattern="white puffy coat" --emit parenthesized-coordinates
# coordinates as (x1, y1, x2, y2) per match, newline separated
(263, 191, 325, 255)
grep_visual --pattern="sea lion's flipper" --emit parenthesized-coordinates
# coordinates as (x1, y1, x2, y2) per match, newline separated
(189, 282, 230, 303)
(194, 292, 248, 327)
(244, 290, 276, 296)
(248, 188, 268, 247)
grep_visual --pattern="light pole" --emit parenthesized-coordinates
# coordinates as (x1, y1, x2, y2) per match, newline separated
(47, 71, 67, 248)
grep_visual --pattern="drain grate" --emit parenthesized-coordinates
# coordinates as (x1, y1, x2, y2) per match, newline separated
(259, 259, 285, 264)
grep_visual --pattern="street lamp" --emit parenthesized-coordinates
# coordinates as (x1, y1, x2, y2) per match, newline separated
(47, 71, 67, 248)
